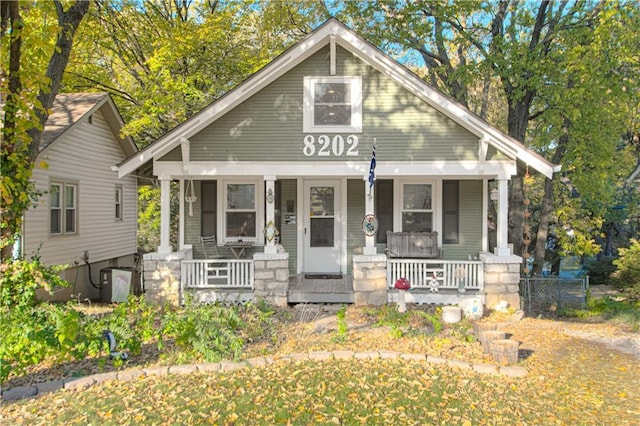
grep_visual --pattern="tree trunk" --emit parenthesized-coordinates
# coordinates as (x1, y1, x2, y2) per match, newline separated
(534, 177, 555, 275)
(1, 1, 89, 261)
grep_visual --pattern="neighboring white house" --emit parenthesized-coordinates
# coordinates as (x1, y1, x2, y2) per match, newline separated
(21, 93, 139, 302)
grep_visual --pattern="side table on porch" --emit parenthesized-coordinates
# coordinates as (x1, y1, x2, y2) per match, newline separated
(224, 240, 253, 259)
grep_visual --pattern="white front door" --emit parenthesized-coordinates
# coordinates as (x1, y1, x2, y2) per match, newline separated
(303, 180, 341, 273)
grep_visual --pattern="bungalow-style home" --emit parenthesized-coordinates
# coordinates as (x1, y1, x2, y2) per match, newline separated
(117, 18, 559, 310)
(20, 93, 139, 302)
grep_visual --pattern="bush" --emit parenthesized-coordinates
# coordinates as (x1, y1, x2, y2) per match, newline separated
(611, 239, 640, 288)
(583, 257, 617, 285)
(0, 257, 69, 309)
(0, 295, 160, 383)
(160, 298, 245, 362)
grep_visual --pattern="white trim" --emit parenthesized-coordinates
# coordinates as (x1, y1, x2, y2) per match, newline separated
(221, 178, 263, 243)
(178, 179, 185, 249)
(396, 180, 437, 234)
(303, 76, 362, 133)
(482, 178, 489, 252)
(155, 160, 518, 178)
(296, 177, 304, 274)
(116, 19, 558, 180)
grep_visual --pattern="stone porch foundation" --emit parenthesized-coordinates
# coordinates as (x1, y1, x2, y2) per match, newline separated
(253, 252, 289, 307)
(479, 252, 522, 310)
(352, 254, 388, 306)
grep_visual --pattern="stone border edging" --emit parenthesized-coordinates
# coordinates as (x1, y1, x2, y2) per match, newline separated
(1, 351, 527, 402)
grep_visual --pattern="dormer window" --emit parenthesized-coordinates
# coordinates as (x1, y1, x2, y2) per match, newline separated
(303, 76, 362, 133)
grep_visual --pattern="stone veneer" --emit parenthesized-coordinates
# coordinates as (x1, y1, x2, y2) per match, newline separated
(142, 249, 188, 307)
(479, 252, 522, 310)
(352, 254, 388, 306)
(253, 252, 289, 307)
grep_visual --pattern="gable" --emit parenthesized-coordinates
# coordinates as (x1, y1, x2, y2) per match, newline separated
(169, 46, 478, 164)
(121, 18, 559, 179)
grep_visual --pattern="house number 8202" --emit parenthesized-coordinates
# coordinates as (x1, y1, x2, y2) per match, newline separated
(303, 135, 359, 157)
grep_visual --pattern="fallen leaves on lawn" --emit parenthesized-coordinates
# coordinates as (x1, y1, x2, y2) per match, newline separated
(2, 306, 639, 425)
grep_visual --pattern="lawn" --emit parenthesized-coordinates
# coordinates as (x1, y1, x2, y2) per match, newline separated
(2, 300, 639, 425)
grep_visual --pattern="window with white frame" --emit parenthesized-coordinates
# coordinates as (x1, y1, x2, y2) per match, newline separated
(303, 76, 362, 133)
(225, 182, 257, 239)
(401, 183, 433, 233)
(50, 182, 77, 235)
(115, 185, 123, 220)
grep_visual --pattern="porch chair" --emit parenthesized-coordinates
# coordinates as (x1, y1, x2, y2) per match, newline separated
(200, 235, 224, 259)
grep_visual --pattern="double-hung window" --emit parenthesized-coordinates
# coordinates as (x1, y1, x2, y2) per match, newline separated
(115, 185, 123, 220)
(50, 182, 77, 235)
(401, 183, 433, 233)
(303, 76, 362, 133)
(225, 182, 257, 240)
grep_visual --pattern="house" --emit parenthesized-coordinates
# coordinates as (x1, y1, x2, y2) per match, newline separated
(117, 19, 559, 309)
(20, 93, 139, 302)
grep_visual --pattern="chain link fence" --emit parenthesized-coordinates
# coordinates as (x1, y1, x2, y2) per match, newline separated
(519, 276, 590, 316)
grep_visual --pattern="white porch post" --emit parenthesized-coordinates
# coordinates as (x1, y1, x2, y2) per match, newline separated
(178, 179, 185, 250)
(264, 176, 277, 254)
(495, 178, 511, 256)
(363, 179, 376, 255)
(158, 176, 172, 254)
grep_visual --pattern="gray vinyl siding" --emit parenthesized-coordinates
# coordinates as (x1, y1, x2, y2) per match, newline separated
(278, 179, 297, 274)
(441, 180, 483, 259)
(184, 181, 204, 257)
(347, 179, 365, 274)
(23, 108, 137, 266)
(186, 46, 478, 163)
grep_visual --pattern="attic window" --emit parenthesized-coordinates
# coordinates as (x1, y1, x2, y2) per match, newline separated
(303, 76, 362, 133)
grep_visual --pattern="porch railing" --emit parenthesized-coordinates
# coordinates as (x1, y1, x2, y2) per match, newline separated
(387, 259, 484, 291)
(181, 259, 254, 290)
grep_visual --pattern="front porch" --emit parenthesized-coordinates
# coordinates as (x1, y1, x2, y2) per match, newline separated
(174, 256, 487, 306)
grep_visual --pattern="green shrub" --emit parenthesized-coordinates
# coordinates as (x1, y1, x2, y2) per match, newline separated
(0, 295, 160, 383)
(611, 239, 640, 288)
(160, 298, 244, 362)
(583, 257, 616, 285)
(0, 257, 69, 309)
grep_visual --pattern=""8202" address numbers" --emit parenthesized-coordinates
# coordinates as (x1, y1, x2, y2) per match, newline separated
(303, 135, 359, 157)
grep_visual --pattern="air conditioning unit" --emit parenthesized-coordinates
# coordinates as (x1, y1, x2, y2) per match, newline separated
(100, 267, 133, 303)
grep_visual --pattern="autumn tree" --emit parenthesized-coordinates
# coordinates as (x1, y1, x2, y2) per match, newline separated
(1, 1, 90, 261)
(60, 0, 328, 250)
(336, 0, 640, 272)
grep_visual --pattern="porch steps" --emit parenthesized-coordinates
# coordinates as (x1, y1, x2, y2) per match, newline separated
(288, 274, 354, 304)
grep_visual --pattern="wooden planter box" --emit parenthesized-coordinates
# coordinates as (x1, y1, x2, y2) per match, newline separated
(386, 231, 441, 258)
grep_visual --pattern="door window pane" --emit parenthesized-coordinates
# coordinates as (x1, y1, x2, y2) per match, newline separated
(310, 217, 334, 247)
(309, 187, 334, 216)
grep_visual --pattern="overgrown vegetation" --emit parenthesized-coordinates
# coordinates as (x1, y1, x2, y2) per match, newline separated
(559, 246, 640, 329)
(0, 258, 279, 383)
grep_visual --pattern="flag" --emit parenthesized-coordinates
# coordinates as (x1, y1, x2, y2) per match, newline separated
(368, 139, 376, 192)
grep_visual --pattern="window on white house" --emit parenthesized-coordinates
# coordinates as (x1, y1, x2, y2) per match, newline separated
(225, 183, 256, 239)
(402, 183, 433, 233)
(115, 185, 123, 220)
(50, 182, 77, 235)
(303, 76, 362, 133)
